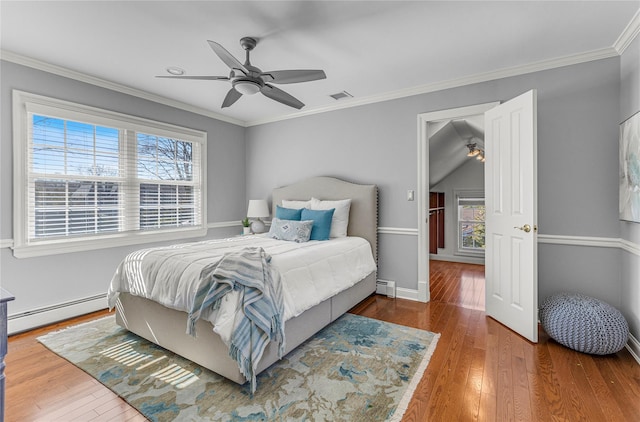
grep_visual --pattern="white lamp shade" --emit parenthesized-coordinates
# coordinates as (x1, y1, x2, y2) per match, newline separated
(234, 80, 261, 95)
(247, 200, 270, 218)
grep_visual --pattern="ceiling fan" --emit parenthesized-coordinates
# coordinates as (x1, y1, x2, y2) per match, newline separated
(157, 37, 326, 110)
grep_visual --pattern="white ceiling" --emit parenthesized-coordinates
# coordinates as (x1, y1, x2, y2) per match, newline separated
(1, 1, 638, 126)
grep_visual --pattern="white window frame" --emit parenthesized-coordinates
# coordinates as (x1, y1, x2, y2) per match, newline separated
(12, 90, 207, 258)
(455, 190, 485, 257)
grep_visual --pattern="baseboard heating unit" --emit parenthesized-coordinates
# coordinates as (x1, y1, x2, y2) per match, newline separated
(376, 280, 396, 298)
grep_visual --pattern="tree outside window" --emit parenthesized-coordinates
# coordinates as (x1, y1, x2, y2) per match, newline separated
(457, 195, 485, 254)
(13, 89, 207, 257)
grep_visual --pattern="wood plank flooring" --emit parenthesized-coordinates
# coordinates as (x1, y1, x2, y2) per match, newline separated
(429, 260, 485, 310)
(6, 261, 640, 421)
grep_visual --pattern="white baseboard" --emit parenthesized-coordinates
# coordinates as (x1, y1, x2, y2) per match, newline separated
(376, 279, 428, 301)
(429, 254, 485, 265)
(395, 287, 420, 302)
(626, 333, 640, 366)
(8, 294, 107, 335)
(418, 280, 428, 302)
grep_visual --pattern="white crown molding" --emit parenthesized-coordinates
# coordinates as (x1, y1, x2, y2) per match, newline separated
(245, 47, 619, 127)
(614, 8, 640, 54)
(0, 50, 245, 127)
(1, 44, 620, 129)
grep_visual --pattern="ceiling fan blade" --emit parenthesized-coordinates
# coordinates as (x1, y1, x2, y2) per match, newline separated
(261, 84, 305, 109)
(221, 88, 242, 108)
(261, 69, 326, 84)
(156, 75, 229, 80)
(207, 40, 248, 74)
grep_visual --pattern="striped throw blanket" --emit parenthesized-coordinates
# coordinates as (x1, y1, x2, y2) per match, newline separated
(187, 247, 285, 393)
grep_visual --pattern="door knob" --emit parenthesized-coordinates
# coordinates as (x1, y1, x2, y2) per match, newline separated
(514, 224, 531, 233)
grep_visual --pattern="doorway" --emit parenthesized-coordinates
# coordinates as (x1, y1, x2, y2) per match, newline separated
(418, 91, 539, 343)
(416, 102, 498, 304)
(424, 111, 490, 310)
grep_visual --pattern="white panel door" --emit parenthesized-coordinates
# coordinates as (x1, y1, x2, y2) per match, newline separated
(484, 90, 538, 343)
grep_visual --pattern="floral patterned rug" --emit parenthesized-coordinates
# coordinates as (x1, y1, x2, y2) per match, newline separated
(38, 313, 439, 421)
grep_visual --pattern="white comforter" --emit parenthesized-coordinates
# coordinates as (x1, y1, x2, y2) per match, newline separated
(107, 235, 376, 323)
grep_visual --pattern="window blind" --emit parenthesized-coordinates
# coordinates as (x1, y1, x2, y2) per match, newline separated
(29, 115, 124, 239)
(27, 114, 202, 241)
(13, 89, 207, 258)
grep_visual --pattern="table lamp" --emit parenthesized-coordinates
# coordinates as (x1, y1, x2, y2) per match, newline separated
(247, 199, 270, 233)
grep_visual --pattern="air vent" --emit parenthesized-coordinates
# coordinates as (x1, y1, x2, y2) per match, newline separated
(329, 91, 353, 100)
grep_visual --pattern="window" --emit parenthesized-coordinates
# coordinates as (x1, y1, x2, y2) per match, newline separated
(13, 91, 207, 258)
(457, 192, 485, 255)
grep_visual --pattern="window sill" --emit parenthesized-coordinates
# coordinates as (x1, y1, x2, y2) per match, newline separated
(11, 226, 207, 258)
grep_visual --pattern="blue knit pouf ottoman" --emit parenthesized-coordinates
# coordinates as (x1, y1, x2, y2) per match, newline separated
(539, 293, 629, 355)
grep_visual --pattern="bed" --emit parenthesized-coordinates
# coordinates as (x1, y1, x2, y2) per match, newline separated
(108, 176, 378, 387)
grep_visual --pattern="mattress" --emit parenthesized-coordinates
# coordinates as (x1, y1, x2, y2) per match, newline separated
(107, 234, 377, 323)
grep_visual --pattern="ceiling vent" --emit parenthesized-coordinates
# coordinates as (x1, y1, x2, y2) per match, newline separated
(330, 91, 353, 100)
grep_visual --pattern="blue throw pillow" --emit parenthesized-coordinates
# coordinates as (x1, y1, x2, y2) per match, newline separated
(275, 205, 303, 221)
(301, 208, 335, 241)
(268, 218, 313, 242)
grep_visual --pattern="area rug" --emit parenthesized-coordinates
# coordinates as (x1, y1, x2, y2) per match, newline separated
(38, 313, 439, 421)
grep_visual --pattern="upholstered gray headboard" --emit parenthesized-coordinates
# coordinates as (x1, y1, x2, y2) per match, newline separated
(271, 177, 378, 260)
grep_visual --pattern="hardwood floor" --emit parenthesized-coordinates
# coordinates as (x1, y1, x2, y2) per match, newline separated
(429, 260, 485, 310)
(6, 261, 640, 421)
(6, 311, 146, 422)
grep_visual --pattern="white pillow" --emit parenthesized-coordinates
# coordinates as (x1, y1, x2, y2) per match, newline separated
(310, 197, 352, 238)
(281, 199, 311, 209)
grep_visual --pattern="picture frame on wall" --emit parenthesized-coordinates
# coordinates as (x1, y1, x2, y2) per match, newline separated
(620, 110, 640, 223)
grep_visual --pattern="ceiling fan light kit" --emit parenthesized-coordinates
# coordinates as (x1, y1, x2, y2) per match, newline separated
(466, 143, 480, 156)
(233, 79, 262, 95)
(466, 142, 485, 162)
(157, 36, 326, 110)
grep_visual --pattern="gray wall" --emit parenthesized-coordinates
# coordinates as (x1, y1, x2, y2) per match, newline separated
(620, 35, 640, 340)
(2, 47, 636, 344)
(246, 57, 625, 315)
(0, 60, 246, 315)
(430, 159, 485, 263)
(246, 100, 422, 286)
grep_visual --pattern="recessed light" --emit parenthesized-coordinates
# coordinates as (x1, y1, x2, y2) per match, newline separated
(166, 66, 185, 76)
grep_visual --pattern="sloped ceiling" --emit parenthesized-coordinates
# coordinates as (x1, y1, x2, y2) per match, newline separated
(1, 1, 638, 126)
(430, 117, 485, 188)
